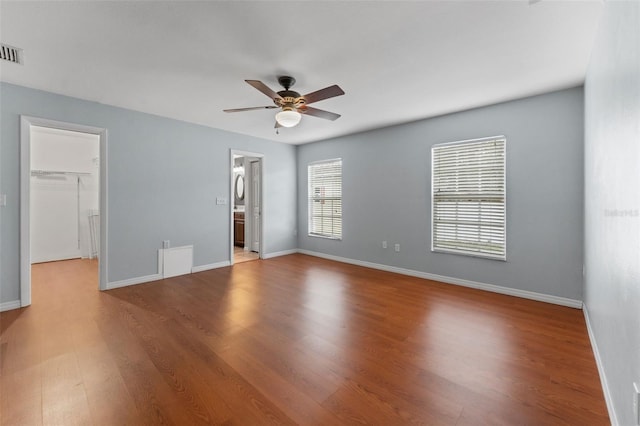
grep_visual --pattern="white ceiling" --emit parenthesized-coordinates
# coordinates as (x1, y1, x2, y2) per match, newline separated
(0, 1, 603, 145)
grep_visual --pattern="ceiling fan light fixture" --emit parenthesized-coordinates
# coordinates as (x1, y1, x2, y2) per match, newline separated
(275, 109, 302, 128)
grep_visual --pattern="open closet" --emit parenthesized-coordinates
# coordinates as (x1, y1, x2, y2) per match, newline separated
(30, 126, 100, 263)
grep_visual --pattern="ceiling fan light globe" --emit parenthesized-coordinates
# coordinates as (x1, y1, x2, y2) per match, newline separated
(275, 110, 302, 128)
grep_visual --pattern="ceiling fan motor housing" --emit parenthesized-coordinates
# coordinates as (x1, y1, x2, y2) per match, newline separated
(275, 90, 305, 109)
(274, 76, 305, 108)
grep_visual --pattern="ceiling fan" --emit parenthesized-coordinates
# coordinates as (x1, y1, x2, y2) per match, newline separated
(224, 76, 345, 130)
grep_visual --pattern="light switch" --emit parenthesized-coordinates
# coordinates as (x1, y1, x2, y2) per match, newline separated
(0, 194, 5, 207)
(216, 197, 227, 205)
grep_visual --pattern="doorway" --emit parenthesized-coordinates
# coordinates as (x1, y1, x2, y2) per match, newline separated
(230, 150, 263, 265)
(20, 116, 107, 307)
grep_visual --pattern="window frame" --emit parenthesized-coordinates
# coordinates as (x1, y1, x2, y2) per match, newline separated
(308, 158, 343, 240)
(431, 136, 506, 260)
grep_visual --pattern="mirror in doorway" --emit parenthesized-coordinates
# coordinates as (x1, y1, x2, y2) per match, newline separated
(235, 174, 245, 201)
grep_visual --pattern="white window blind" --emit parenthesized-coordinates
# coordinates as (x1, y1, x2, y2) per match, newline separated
(308, 159, 342, 239)
(432, 137, 506, 259)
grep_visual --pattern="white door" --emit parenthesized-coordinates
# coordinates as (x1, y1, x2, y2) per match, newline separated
(251, 160, 261, 253)
(31, 174, 81, 263)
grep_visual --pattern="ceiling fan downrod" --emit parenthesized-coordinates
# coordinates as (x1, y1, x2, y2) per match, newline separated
(278, 76, 296, 91)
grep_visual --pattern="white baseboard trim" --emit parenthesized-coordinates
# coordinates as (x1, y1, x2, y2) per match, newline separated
(298, 250, 583, 309)
(106, 273, 163, 290)
(192, 261, 231, 273)
(0, 300, 22, 312)
(583, 304, 618, 426)
(262, 249, 299, 259)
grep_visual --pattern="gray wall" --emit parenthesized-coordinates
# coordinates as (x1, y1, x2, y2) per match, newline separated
(584, 2, 640, 425)
(0, 83, 297, 303)
(298, 87, 584, 301)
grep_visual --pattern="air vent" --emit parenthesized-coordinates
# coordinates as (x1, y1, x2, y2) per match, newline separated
(0, 44, 23, 65)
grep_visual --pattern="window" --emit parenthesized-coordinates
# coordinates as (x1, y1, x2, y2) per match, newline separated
(432, 136, 506, 259)
(308, 159, 342, 239)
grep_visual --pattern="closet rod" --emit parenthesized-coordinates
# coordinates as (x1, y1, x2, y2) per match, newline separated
(31, 169, 91, 177)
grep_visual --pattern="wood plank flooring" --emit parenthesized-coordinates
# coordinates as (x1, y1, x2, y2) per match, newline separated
(0, 255, 609, 425)
(234, 247, 259, 264)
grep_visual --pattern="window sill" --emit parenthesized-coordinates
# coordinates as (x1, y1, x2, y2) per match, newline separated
(308, 233, 342, 241)
(432, 248, 506, 261)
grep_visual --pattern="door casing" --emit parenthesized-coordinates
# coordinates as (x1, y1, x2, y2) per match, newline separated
(20, 116, 108, 306)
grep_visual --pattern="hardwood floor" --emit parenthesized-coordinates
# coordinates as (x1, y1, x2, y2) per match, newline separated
(234, 247, 259, 264)
(0, 255, 608, 425)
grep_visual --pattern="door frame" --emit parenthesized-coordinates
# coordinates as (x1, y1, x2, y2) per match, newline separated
(20, 116, 108, 306)
(229, 149, 263, 265)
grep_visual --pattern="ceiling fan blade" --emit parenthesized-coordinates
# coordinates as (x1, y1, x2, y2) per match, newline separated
(245, 80, 283, 100)
(302, 85, 345, 105)
(224, 106, 278, 113)
(300, 106, 341, 121)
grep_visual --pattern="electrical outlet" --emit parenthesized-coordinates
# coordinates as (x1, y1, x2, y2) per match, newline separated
(634, 382, 640, 425)
(382, 241, 387, 249)
(0, 194, 6, 207)
(163, 240, 170, 249)
(394, 244, 400, 252)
